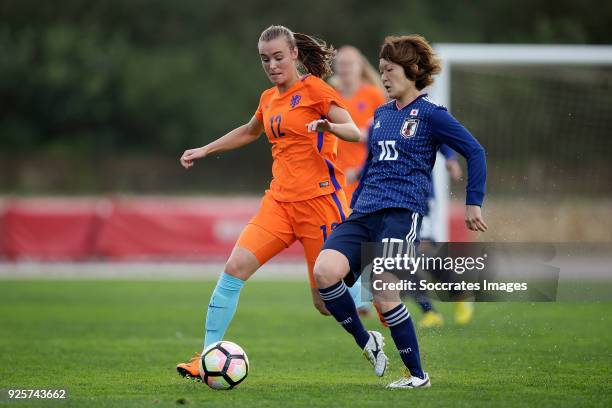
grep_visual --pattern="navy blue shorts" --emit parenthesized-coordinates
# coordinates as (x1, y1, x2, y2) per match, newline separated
(322, 208, 422, 285)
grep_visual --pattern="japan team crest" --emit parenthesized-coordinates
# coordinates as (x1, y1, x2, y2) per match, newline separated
(400, 117, 419, 138)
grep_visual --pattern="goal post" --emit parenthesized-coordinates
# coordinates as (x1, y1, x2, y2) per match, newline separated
(427, 44, 612, 242)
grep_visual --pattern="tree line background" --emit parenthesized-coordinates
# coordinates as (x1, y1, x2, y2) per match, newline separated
(1, 0, 611, 195)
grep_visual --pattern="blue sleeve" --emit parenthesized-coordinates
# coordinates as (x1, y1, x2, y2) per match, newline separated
(439, 144, 457, 161)
(430, 108, 486, 206)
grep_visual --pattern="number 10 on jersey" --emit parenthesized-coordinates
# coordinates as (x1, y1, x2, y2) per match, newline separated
(378, 140, 398, 161)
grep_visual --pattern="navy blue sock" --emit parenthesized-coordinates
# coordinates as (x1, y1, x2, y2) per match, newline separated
(383, 304, 425, 379)
(319, 281, 370, 349)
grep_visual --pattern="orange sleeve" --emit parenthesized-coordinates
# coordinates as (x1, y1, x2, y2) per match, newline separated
(310, 78, 348, 117)
(255, 89, 271, 122)
(255, 105, 263, 122)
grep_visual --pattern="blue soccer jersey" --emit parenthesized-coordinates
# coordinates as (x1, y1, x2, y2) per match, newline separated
(351, 94, 486, 215)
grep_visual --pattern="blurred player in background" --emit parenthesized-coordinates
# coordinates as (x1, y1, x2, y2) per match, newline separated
(176, 25, 361, 380)
(331, 46, 386, 315)
(332, 45, 386, 202)
(313, 34, 487, 389)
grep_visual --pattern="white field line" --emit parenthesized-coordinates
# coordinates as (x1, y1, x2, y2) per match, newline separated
(0, 261, 308, 281)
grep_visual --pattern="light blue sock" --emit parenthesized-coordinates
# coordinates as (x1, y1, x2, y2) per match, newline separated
(204, 272, 245, 348)
(348, 277, 372, 311)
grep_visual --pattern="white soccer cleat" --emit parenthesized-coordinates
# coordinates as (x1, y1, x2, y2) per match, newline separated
(386, 369, 431, 389)
(362, 330, 388, 377)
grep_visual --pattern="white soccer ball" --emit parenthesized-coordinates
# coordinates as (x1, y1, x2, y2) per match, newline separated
(199, 341, 249, 390)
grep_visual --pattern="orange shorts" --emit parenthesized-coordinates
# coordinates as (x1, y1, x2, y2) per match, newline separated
(236, 190, 349, 287)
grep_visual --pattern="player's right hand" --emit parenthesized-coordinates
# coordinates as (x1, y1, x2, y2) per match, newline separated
(180, 147, 206, 169)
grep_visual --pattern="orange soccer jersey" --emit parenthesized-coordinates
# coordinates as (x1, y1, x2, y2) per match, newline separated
(335, 84, 386, 202)
(255, 74, 348, 202)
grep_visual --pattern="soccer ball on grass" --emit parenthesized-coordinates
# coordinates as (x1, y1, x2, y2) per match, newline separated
(199, 341, 249, 390)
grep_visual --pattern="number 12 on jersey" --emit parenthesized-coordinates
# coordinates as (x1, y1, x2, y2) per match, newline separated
(270, 115, 285, 138)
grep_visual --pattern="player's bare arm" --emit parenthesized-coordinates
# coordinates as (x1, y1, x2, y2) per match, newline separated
(305, 104, 361, 142)
(180, 116, 263, 169)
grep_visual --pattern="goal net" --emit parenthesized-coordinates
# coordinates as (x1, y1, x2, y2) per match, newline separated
(428, 44, 612, 242)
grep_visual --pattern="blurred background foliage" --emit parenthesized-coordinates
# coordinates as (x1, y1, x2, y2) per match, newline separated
(0, 0, 611, 195)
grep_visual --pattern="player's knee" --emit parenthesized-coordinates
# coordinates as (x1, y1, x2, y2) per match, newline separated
(224, 258, 243, 278)
(313, 260, 332, 286)
(313, 255, 344, 288)
(224, 246, 260, 280)
(224, 255, 252, 280)
(372, 296, 402, 314)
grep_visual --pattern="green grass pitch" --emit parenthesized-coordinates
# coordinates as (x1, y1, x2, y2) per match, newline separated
(1, 280, 611, 407)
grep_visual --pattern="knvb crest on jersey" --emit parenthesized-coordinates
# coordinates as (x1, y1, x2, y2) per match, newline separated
(400, 117, 419, 138)
(290, 94, 301, 108)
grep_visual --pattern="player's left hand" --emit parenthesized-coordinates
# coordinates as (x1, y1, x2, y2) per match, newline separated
(306, 119, 333, 133)
(465, 205, 488, 232)
(311, 287, 331, 316)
